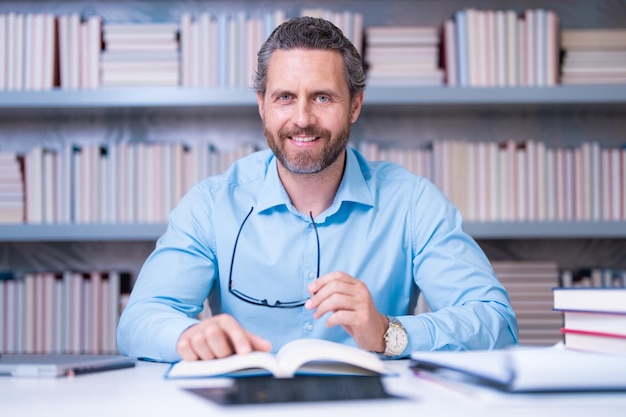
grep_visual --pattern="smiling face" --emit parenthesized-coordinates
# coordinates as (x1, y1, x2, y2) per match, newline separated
(257, 48, 363, 176)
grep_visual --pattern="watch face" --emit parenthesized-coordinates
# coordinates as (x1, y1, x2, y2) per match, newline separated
(387, 325, 408, 353)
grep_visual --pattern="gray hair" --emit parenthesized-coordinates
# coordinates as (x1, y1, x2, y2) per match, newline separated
(253, 16, 366, 98)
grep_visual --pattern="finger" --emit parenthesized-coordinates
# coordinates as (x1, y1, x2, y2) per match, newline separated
(307, 271, 351, 295)
(180, 329, 219, 361)
(311, 291, 355, 319)
(176, 333, 200, 361)
(307, 277, 360, 313)
(307, 275, 347, 308)
(204, 329, 236, 359)
(177, 316, 235, 360)
(324, 308, 354, 328)
(222, 326, 255, 355)
(214, 314, 272, 356)
(248, 331, 273, 352)
(208, 315, 254, 357)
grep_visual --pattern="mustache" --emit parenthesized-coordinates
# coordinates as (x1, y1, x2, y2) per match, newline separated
(278, 126, 331, 138)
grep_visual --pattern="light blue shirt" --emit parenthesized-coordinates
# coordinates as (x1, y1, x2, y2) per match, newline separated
(117, 147, 518, 362)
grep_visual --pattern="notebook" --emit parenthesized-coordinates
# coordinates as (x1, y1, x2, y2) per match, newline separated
(0, 353, 136, 378)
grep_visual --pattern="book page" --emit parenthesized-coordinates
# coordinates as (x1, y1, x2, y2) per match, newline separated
(166, 339, 388, 379)
(166, 351, 281, 378)
(275, 339, 387, 378)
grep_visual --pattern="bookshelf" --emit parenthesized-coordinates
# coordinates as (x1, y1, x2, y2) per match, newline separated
(1, 221, 626, 242)
(1, 0, 625, 352)
(2, 85, 626, 109)
(0, 0, 623, 262)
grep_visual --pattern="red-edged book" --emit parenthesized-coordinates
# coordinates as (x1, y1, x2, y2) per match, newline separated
(561, 328, 626, 356)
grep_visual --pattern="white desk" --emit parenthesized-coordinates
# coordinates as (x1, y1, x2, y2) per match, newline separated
(1, 360, 626, 417)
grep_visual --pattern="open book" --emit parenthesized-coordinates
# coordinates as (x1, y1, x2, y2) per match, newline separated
(410, 344, 626, 392)
(165, 338, 388, 379)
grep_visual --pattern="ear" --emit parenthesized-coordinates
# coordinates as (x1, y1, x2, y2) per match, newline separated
(350, 91, 364, 123)
(256, 92, 265, 121)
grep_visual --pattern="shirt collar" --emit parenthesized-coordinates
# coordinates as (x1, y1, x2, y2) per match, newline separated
(255, 147, 374, 215)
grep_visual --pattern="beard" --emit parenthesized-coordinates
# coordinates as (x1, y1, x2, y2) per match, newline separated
(264, 121, 352, 175)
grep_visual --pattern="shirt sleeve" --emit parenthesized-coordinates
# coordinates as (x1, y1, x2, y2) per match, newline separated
(400, 178, 519, 354)
(116, 184, 218, 362)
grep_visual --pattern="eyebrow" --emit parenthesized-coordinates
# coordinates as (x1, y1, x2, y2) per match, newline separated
(268, 89, 341, 99)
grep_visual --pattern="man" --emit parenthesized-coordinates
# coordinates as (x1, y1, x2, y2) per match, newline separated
(117, 16, 518, 363)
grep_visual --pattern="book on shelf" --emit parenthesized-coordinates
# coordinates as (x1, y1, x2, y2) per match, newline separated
(441, 19, 458, 86)
(367, 73, 443, 86)
(367, 45, 439, 62)
(104, 39, 179, 53)
(58, 13, 100, 89)
(553, 287, 626, 313)
(562, 74, 626, 84)
(564, 50, 626, 65)
(100, 69, 180, 87)
(21, 13, 56, 91)
(100, 21, 180, 87)
(102, 23, 178, 48)
(561, 28, 626, 85)
(561, 28, 626, 49)
(165, 338, 388, 379)
(364, 25, 443, 86)
(561, 328, 626, 356)
(4, 13, 25, 90)
(449, 8, 557, 87)
(82, 16, 101, 89)
(365, 26, 439, 45)
(1, 270, 131, 355)
(0, 152, 24, 222)
(102, 22, 179, 42)
(410, 345, 626, 392)
(179, 9, 290, 89)
(0, 14, 6, 90)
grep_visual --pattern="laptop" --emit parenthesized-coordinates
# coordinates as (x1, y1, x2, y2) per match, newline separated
(0, 353, 136, 378)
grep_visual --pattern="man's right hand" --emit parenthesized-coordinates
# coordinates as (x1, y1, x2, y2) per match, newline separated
(176, 314, 272, 360)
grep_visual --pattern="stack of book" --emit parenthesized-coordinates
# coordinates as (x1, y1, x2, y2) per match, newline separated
(100, 22, 180, 87)
(362, 138, 624, 223)
(561, 28, 626, 85)
(442, 8, 559, 86)
(554, 273, 626, 355)
(18, 141, 258, 225)
(492, 260, 563, 346)
(179, 11, 286, 89)
(58, 14, 101, 89)
(0, 151, 24, 223)
(358, 142, 432, 179)
(1, 270, 132, 355)
(364, 25, 443, 86)
(0, 12, 58, 91)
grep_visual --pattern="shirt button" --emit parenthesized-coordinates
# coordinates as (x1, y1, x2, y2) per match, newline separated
(308, 272, 316, 279)
(305, 323, 314, 331)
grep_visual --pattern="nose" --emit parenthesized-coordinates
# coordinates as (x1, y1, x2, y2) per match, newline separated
(293, 99, 316, 128)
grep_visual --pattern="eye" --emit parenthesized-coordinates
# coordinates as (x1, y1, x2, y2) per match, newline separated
(278, 93, 293, 101)
(316, 95, 331, 103)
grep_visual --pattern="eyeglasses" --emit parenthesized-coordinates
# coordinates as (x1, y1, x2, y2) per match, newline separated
(228, 207, 320, 308)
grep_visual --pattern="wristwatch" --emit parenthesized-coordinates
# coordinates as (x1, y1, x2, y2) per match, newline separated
(383, 316, 408, 357)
